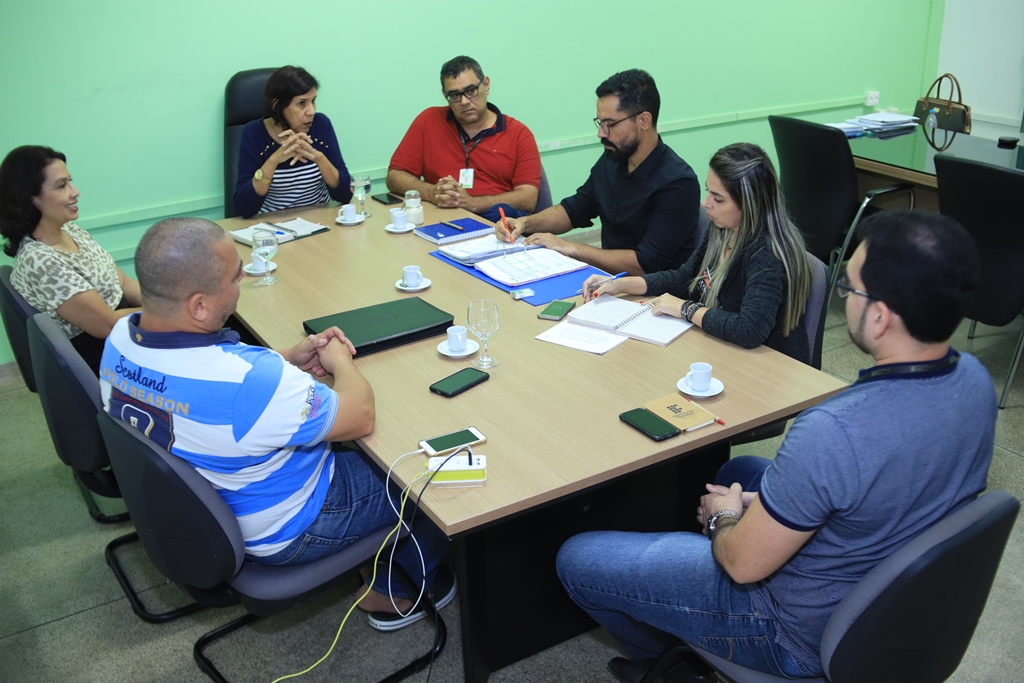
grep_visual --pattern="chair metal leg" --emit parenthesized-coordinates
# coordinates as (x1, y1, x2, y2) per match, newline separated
(194, 613, 261, 683)
(73, 472, 130, 524)
(999, 327, 1024, 409)
(105, 531, 204, 623)
(968, 319, 978, 340)
(824, 185, 915, 312)
(191, 560, 447, 682)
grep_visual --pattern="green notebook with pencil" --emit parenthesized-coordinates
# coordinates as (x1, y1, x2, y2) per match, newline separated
(302, 297, 453, 356)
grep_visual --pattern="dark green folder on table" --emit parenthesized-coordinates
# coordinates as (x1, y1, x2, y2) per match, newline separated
(302, 297, 453, 356)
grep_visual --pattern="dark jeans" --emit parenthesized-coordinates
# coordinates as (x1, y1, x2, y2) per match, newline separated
(257, 447, 448, 599)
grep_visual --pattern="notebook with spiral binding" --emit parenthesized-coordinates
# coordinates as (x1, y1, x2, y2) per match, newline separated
(413, 217, 493, 245)
(566, 294, 692, 346)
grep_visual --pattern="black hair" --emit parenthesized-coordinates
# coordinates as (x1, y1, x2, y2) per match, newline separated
(440, 56, 484, 87)
(857, 210, 980, 343)
(0, 145, 68, 258)
(595, 69, 660, 126)
(263, 66, 319, 129)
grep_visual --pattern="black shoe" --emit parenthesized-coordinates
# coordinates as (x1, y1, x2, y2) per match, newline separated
(366, 566, 456, 632)
(608, 653, 714, 683)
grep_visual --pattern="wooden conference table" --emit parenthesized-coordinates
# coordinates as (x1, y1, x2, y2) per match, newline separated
(221, 201, 846, 682)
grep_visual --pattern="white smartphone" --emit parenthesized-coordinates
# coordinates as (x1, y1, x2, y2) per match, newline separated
(419, 427, 486, 457)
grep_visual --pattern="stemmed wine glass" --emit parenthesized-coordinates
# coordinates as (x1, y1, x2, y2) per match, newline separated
(251, 229, 279, 286)
(350, 172, 371, 217)
(467, 299, 499, 369)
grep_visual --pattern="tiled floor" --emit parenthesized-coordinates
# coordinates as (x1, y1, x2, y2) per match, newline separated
(1, 297, 1022, 682)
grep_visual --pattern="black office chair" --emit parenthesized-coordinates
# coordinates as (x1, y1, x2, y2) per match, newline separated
(1, 264, 40, 392)
(934, 154, 1024, 408)
(97, 411, 447, 683)
(730, 253, 829, 445)
(643, 490, 1019, 683)
(27, 313, 201, 623)
(768, 116, 915, 294)
(224, 67, 276, 218)
(535, 164, 553, 213)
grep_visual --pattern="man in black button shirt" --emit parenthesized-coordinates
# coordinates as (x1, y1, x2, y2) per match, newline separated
(496, 69, 700, 275)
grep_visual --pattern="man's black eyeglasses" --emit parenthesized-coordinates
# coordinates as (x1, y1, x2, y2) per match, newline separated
(444, 79, 484, 104)
(835, 276, 873, 300)
(593, 113, 638, 134)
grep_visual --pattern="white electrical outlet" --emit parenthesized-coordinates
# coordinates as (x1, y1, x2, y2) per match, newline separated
(864, 91, 880, 107)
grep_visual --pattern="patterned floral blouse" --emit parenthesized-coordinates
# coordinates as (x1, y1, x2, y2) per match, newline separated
(11, 223, 122, 339)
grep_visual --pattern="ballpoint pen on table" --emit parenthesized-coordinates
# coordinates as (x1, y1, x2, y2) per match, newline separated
(441, 221, 464, 231)
(575, 271, 628, 296)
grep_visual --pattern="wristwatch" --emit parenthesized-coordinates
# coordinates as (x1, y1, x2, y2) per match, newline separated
(707, 509, 742, 539)
(254, 168, 271, 186)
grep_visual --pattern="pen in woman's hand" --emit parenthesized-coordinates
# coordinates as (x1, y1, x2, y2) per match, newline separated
(575, 271, 628, 296)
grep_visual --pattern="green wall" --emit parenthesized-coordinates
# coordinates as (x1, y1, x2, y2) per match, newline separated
(0, 0, 944, 365)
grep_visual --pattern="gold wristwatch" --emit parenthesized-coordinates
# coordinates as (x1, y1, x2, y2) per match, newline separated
(254, 168, 271, 186)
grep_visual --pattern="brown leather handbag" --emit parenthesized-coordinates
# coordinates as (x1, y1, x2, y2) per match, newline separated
(914, 73, 972, 134)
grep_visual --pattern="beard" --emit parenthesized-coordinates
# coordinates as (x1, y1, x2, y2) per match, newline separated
(602, 134, 640, 163)
(848, 305, 871, 355)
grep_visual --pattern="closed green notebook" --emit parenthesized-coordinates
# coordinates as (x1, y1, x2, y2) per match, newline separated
(302, 297, 454, 356)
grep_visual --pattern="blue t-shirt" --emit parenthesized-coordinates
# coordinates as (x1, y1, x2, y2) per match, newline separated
(752, 350, 996, 670)
(99, 314, 339, 557)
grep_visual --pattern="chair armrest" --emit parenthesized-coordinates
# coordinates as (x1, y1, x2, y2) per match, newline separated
(865, 183, 914, 199)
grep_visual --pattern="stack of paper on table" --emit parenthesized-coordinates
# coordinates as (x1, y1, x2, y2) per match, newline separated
(438, 235, 542, 265)
(827, 113, 918, 139)
(474, 248, 588, 287)
(230, 217, 328, 246)
(536, 294, 693, 353)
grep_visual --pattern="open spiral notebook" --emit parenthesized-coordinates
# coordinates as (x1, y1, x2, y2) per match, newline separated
(537, 294, 693, 353)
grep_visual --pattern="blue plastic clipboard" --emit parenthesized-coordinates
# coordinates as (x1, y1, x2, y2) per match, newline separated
(429, 251, 607, 306)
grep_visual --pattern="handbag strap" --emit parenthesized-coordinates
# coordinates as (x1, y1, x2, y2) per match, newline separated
(928, 73, 964, 106)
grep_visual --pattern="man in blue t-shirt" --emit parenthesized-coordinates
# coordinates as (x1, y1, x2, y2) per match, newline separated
(557, 210, 996, 682)
(100, 217, 452, 632)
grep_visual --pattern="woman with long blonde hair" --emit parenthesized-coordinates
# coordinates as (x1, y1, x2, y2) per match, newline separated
(583, 142, 812, 362)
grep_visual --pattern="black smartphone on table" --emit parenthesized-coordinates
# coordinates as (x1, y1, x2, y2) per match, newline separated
(430, 367, 490, 398)
(371, 192, 404, 205)
(619, 408, 681, 441)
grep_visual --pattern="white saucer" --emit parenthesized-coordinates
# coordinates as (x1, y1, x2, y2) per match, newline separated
(677, 376, 724, 398)
(244, 261, 278, 276)
(396, 278, 431, 292)
(438, 339, 480, 358)
(385, 223, 415, 234)
(335, 215, 366, 226)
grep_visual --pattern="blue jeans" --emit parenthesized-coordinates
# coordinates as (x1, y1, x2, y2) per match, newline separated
(258, 447, 448, 599)
(556, 456, 820, 678)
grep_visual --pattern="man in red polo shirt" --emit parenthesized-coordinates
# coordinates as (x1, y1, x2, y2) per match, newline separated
(386, 55, 542, 222)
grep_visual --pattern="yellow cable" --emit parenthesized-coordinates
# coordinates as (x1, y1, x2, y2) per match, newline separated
(269, 474, 424, 683)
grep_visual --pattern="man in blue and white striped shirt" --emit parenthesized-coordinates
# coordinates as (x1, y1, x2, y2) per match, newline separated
(100, 217, 452, 631)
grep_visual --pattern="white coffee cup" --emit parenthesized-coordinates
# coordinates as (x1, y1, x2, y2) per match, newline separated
(685, 362, 713, 392)
(250, 253, 267, 273)
(339, 204, 357, 221)
(391, 209, 408, 229)
(402, 265, 423, 288)
(447, 325, 468, 353)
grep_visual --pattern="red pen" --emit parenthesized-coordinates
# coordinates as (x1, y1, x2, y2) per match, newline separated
(498, 207, 513, 243)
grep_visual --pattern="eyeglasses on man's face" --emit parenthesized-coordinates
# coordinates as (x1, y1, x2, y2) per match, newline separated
(444, 79, 484, 104)
(593, 113, 638, 134)
(835, 275, 872, 300)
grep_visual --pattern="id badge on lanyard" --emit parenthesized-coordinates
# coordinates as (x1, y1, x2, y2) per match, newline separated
(460, 134, 480, 189)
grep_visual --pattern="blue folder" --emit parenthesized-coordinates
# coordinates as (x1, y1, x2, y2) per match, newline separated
(429, 251, 607, 306)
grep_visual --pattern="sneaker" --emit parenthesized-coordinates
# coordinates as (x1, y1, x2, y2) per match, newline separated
(366, 566, 457, 632)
